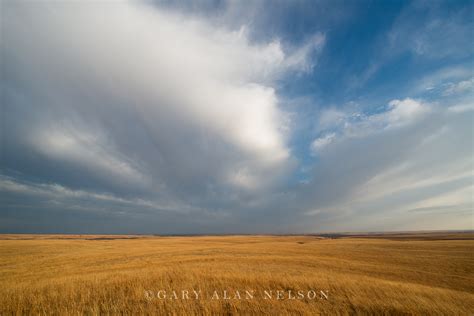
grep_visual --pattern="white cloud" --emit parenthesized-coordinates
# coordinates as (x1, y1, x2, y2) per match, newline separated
(317, 108, 348, 131)
(310, 98, 429, 153)
(302, 101, 473, 232)
(386, 98, 427, 126)
(414, 66, 472, 95)
(4, 1, 324, 193)
(310, 133, 336, 154)
(283, 33, 326, 73)
(443, 77, 474, 96)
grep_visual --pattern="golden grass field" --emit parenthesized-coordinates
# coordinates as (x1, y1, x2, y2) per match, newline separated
(0, 233, 473, 315)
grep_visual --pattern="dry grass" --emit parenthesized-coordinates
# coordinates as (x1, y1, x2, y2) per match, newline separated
(0, 233, 473, 315)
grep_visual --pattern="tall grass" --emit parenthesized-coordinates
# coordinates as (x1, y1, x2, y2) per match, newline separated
(1, 235, 473, 315)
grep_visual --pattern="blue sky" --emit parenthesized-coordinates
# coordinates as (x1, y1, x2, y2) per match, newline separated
(1, 0, 473, 234)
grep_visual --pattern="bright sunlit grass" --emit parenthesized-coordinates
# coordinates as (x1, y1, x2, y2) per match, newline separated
(1, 234, 473, 314)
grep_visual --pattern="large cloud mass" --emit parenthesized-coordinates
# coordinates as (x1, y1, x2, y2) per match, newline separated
(0, 1, 472, 233)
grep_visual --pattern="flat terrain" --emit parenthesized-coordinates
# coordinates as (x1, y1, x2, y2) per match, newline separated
(0, 233, 473, 315)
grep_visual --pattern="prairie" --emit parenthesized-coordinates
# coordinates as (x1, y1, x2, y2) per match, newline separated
(0, 233, 473, 315)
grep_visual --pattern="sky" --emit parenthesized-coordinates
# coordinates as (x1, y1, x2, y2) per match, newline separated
(1, 0, 473, 234)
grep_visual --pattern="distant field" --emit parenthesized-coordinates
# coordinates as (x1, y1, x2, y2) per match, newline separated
(1, 233, 473, 315)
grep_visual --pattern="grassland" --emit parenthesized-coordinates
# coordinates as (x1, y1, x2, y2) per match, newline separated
(0, 233, 473, 315)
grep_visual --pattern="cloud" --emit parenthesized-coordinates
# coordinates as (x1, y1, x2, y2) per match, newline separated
(0, 175, 205, 215)
(1, 1, 472, 234)
(1, 0, 326, 233)
(387, 1, 474, 60)
(413, 65, 473, 94)
(310, 98, 429, 151)
(448, 103, 474, 113)
(2, 1, 324, 192)
(32, 127, 151, 188)
(283, 34, 326, 73)
(385, 98, 427, 125)
(300, 101, 473, 232)
(349, 1, 474, 91)
(443, 78, 474, 96)
(310, 133, 335, 154)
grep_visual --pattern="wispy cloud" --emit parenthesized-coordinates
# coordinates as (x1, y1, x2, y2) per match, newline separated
(310, 98, 429, 152)
(300, 98, 472, 232)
